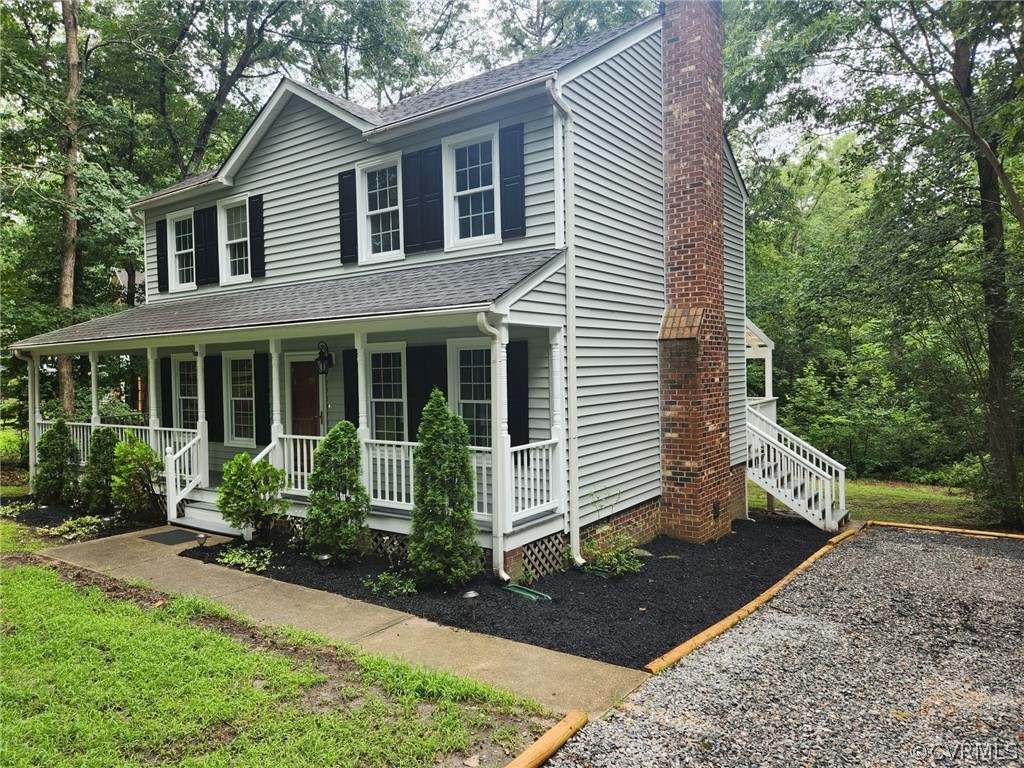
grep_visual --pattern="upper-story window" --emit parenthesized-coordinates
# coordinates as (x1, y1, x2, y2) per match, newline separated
(219, 198, 251, 283)
(356, 154, 403, 263)
(168, 209, 196, 291)
(443, 125, 501, 250)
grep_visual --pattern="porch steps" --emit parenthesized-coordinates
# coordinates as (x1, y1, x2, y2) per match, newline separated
(171, 500, 243, 537)
(745, 405, 847, 533)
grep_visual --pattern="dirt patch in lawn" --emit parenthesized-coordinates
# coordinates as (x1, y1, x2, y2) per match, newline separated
(181, 513, 833, 669)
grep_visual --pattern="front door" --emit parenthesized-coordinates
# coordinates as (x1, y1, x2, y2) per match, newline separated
(290, 361, 321, 436)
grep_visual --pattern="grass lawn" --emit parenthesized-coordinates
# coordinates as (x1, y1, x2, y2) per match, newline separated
(748, 478, 994, 529)
(0, 564, 546, 768)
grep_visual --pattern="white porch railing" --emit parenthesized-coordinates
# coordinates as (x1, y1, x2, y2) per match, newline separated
(37, 419, 199, 467)
(510, 439, 558, 521)
(279, 434, 323, 494)
(38, 420, 92, 465)
(470, 446, 493, 521)
(366, 440, 416, 508)
(164, 434, 202, 519)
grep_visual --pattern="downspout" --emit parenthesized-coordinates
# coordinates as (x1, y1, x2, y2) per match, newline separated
(476, 311, 512, 582)
(546, 79, 585, 566)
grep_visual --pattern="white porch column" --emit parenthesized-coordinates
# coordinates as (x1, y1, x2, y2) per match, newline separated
(27, 355, 39, 480)
(549, 327, 568, 527)
(354, 332, 371, 491)
(764, 351, 774, 399)
(89, 351, 101, 425)
(195, 344, 209, 487)
(493, 321, 513, 537)
(147, 347, 159, 446)
(270, 338, 284, 467)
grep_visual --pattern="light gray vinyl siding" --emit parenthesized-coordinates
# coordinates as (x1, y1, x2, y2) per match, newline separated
(563, 32, 664, 524)
(724, 150, 747, 466)
(143, 95, 556, 302)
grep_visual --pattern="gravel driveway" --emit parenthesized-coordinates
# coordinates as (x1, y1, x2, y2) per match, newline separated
(550, 526, 1024, 767)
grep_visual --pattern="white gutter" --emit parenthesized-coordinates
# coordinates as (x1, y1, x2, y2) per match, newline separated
(546, 79, 585, 566)
(476, 311, 512, 583)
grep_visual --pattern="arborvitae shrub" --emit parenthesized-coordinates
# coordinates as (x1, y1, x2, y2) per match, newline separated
(111, 435, 162, 520)
(216, 453, 289, 538)
(80, 427, 119, 516)
(34, 419, 79, 506)
(305, 420, 370, 561)
(406, 388, 482, 589)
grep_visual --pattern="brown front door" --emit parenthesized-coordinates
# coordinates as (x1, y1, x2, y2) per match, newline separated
(290, 361, 321, 436)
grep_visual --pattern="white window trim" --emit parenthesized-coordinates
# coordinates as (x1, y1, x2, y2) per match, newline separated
(446, 338, 492, 448)
(366, 342, 408, 442)
(442, 124, 502, 252)
(167, 207, 196, 293)
(223, 350, 257, 448)
(217, 195, 252, 286)
(171, 353, 199, 431)
(356, 153, 404, 264)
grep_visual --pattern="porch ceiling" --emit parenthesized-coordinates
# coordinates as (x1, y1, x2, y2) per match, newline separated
(13, 249, 561, 353)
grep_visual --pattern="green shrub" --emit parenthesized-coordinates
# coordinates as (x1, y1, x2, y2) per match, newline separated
(44, 515, 104, 541)
(111, 435, 162, 520)
(216, 544, 273, 573)
(79, 427, 119, 516)
(362, 572, 418, 597)
(216, 454, 289, 538)
(406, 388, 482, 590)
(582, 532, 644, 577)
(305, 421, 370, 561)
(34, 419, 79, 507)
(0, 429, 28, 466)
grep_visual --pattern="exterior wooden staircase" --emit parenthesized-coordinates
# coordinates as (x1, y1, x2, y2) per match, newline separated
(746, 405, 848, 532)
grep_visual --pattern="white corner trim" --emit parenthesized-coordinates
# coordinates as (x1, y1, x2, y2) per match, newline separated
(555, 16, 661, 86)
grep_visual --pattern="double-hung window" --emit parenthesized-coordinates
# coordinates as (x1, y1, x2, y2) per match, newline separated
(443, 125, 501, 250)
(172, 355, 199, 430)
(356, 155, 403, 263)
(219, 198, 250, 283)
(368, 345, 406, 441)
(168, 210, 196, 291)
(224, 351, 256, 447)
(448, 340, 491, 447)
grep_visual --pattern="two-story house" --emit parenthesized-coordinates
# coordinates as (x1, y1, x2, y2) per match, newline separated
(12, 2, 847, 581)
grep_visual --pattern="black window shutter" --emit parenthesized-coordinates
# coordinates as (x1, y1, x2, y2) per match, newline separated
(407, 345, 448, 440)
(248, 195, 265, 278)
(402, 151, 423, 253)
(254, 353, 271, 446)
(508, 340, 529, 446)
(205, 356, 224, 443)
(194, 205, 219, 285)
(342, 349, 359, 424)
(155, 220, 169, 293)
(338, 170, 358, 264)
(160, 357, 174, 428)
(499, 123, 526, 239)
(420, 145, 444, 251)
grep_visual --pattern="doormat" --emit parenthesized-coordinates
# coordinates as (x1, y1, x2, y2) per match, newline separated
(141, 529, 203, 546)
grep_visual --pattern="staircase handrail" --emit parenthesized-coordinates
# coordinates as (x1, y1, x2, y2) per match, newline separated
(746, 405, 846, 473)
(747, 422, 831, 482)
(253, 441, 277, 463)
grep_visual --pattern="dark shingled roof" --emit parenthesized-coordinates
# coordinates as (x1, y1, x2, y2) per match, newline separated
(133, 14, 656, 205)
(13, 250, 561, 350)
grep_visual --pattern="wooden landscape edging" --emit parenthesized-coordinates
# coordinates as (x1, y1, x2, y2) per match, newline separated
(642, 526, 859, 674)
(505, 710, 589, 768)
(862, 520, 1024, 540)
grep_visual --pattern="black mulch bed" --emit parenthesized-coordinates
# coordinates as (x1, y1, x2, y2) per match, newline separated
(182, 514, 832, 669)
(8, 503, 156, 541)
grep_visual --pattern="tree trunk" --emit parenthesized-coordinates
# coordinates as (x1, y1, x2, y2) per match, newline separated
(58, 0, 83, 415)
(977, 145, 1022, 528)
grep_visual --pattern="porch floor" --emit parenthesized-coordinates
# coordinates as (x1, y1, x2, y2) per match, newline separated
(43, 526, 648, 718)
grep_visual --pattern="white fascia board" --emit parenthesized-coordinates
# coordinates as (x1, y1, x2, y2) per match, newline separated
(724, 137, 750, 205)
(128, 177, 228, 212)
(362, 75, 553, 143)
(15, 305, 492, 357)
(493, 250, 567, 315)
(219, 79, 376, 184)
(745, 317, 775, 349)
(554, 15, 661, 86)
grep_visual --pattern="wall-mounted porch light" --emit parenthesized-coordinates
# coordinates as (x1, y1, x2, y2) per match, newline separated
(315, 341, 334, 376)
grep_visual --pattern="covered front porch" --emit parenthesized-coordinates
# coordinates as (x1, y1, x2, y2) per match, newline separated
(28, 316, 569, 555)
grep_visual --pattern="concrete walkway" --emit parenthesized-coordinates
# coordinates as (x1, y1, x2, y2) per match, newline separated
(43, 527, 648, 718)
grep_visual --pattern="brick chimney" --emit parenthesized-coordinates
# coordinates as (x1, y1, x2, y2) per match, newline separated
(659, 0, 731, 543)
